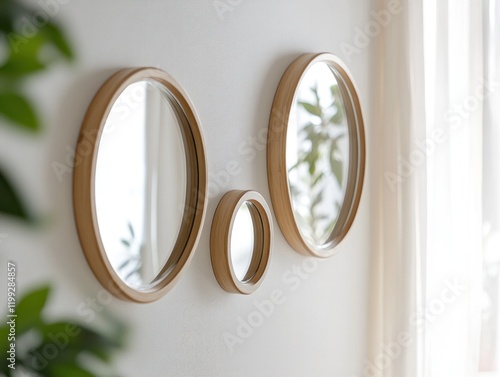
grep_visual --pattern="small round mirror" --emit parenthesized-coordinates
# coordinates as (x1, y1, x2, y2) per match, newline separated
(74, 68, 207, 303)
(210, 191, 272, 294)
(268, 53, 365, 258)
(230, 202, 256, 281)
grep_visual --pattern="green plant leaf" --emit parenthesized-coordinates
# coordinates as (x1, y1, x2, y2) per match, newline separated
(0, 92, 39, 131)
(43, 22, 74, 60)
(50, 364, 95, 377)
(299, 101, 321, 117)
(1, 32, 46, 77)
(38, 321, 122, 363)
(0, 325, 11, 375)
(0, 169, 30, 220)
(16, 285, 50, 334)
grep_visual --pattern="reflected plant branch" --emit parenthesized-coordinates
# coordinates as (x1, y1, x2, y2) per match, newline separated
(118, 222, 143, 283)
(288, 84, 346, 244)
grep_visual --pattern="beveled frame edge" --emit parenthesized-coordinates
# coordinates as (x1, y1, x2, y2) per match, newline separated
(73, 67, 208, 303)
(267, 52, 366, 258)
(210, 190, 273, 295)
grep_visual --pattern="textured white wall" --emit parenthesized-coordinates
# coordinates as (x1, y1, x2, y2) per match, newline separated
(0, 0, 376, 376)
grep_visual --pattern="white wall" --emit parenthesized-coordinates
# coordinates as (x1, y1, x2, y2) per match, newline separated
(0, 0, 375, 376)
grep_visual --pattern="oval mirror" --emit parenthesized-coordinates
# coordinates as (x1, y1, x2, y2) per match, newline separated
(267, 53, 365, 258)
(73, 68, 207, 303)
(210, 191, 273, 295)
(230, 202, 255, 281)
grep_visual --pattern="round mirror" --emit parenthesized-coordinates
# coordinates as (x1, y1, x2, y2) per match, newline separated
(73, 68, 207, 303)
(230, 202, 256, 281)
(210, 191, 273, 295)
(267, 53, 365, 258)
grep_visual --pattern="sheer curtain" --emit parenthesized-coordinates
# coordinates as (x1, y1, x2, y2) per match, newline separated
(480, 0, 500, 374)
(373, 0, 485, 376)
(372, 0, 427, 376)
(424, 1, 483, 376)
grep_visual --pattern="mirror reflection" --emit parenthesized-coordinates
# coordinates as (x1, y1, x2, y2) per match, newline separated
(95, 80, 187, 288)
(286, 62, 350, 247)
(230, 202, 256, 281)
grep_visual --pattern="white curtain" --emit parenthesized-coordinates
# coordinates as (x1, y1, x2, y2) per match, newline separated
(372, 0, 427, 376)
(424, 1, 483, 376)
(481, 0, 500, 373)
(373, 0, 485, 376)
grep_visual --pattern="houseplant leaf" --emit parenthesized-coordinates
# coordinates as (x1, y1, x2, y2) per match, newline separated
(0, 168, 30, 220)
(42, 22, 74, 60)
(0, 92, 39, 131)
(16, 285, 50, 333)
(50, 364, 95, 377)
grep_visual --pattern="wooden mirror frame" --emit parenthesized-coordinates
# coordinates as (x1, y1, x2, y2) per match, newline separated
(267, 53, 366, 258)
(73, 67, 208, 303)
(210, 190, 273, 295)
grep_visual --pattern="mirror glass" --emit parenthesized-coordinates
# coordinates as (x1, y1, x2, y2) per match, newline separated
(286, 62, 350, 247)
(230, 202, 256, 281)
(94, 80, 187, 288)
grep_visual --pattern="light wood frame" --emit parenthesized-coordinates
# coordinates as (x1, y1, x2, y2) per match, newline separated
(267, 53, 366, 258)
(73, 68, 208, 303)
(210, 190, 273, 295)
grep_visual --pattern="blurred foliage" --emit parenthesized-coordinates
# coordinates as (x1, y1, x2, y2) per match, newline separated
(0, 0, 73, 221)
(289, 84, 346, 244)
(0, 169, 29, 220)
(0, 286, 126, 377)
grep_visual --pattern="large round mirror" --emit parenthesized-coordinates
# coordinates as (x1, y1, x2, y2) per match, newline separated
(210, 191, 272, 295)
(267, 53, 365, 258)
(73, 68, 207, 303)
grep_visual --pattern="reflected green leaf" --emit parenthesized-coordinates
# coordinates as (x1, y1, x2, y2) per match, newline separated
(312, 172, 325, 188)
(330, 106, 344, 125)
(304, 147, 319, 176)
(311, 191, 323, 209)
(299, 101, 321, 117)
(128, 222, 135, 237)
(331, 84, 342, 102)
(329, 141, 343, 186)
(310, 85, 320, 105)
